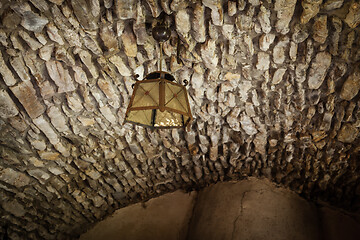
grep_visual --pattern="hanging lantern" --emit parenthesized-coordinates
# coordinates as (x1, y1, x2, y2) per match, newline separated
(124, 71, 192, 129)
(124, 20, 193, 129)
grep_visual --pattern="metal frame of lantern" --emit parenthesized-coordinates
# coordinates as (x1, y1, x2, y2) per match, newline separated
(123, 15, 193, 130)
(124, 71, 192, 129)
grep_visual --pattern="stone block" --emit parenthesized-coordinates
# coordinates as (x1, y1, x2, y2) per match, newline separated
(0, 168, 30, 188)
(0, 89, 18, 118)
(10, 80, 45, 119)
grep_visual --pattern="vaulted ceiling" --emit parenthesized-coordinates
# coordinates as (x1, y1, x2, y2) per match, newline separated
(0, 0, 360, 239)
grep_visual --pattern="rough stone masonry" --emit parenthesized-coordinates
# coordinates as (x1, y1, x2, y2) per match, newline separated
(0, 0, 360, 239)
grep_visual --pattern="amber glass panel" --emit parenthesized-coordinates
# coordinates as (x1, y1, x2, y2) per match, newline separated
(164, 83, 187, 113)
(131, 82, 160, 108)
(126, 109, 153, 126)
(154, 110, 183, 127)
(174, 89, 188, 113)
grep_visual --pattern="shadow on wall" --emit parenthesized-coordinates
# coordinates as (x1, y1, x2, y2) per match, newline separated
(80, 178, 360, 240)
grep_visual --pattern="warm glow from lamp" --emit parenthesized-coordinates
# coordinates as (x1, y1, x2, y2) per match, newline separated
(124, 71, 192, 129)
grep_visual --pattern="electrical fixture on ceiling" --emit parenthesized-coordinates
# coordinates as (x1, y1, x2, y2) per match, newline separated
(124, 18, 192, 130)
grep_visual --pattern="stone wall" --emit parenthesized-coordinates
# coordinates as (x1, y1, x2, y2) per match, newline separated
(80, 178, 360, 240)
(0, 0, 360, 239)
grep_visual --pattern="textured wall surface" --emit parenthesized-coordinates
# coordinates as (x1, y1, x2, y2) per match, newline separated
(320, 207, 360, 240)
(80, 179, 360, 240)
(80, 190, 196, 240)
(188, 179, 321, 240)
(0, 0, 360, 239)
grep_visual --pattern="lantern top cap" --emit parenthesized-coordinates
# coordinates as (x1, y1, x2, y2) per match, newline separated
(143, 71, 176, 82)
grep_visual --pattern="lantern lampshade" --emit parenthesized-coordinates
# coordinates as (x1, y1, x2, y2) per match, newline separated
(124, 71, 192, 129)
